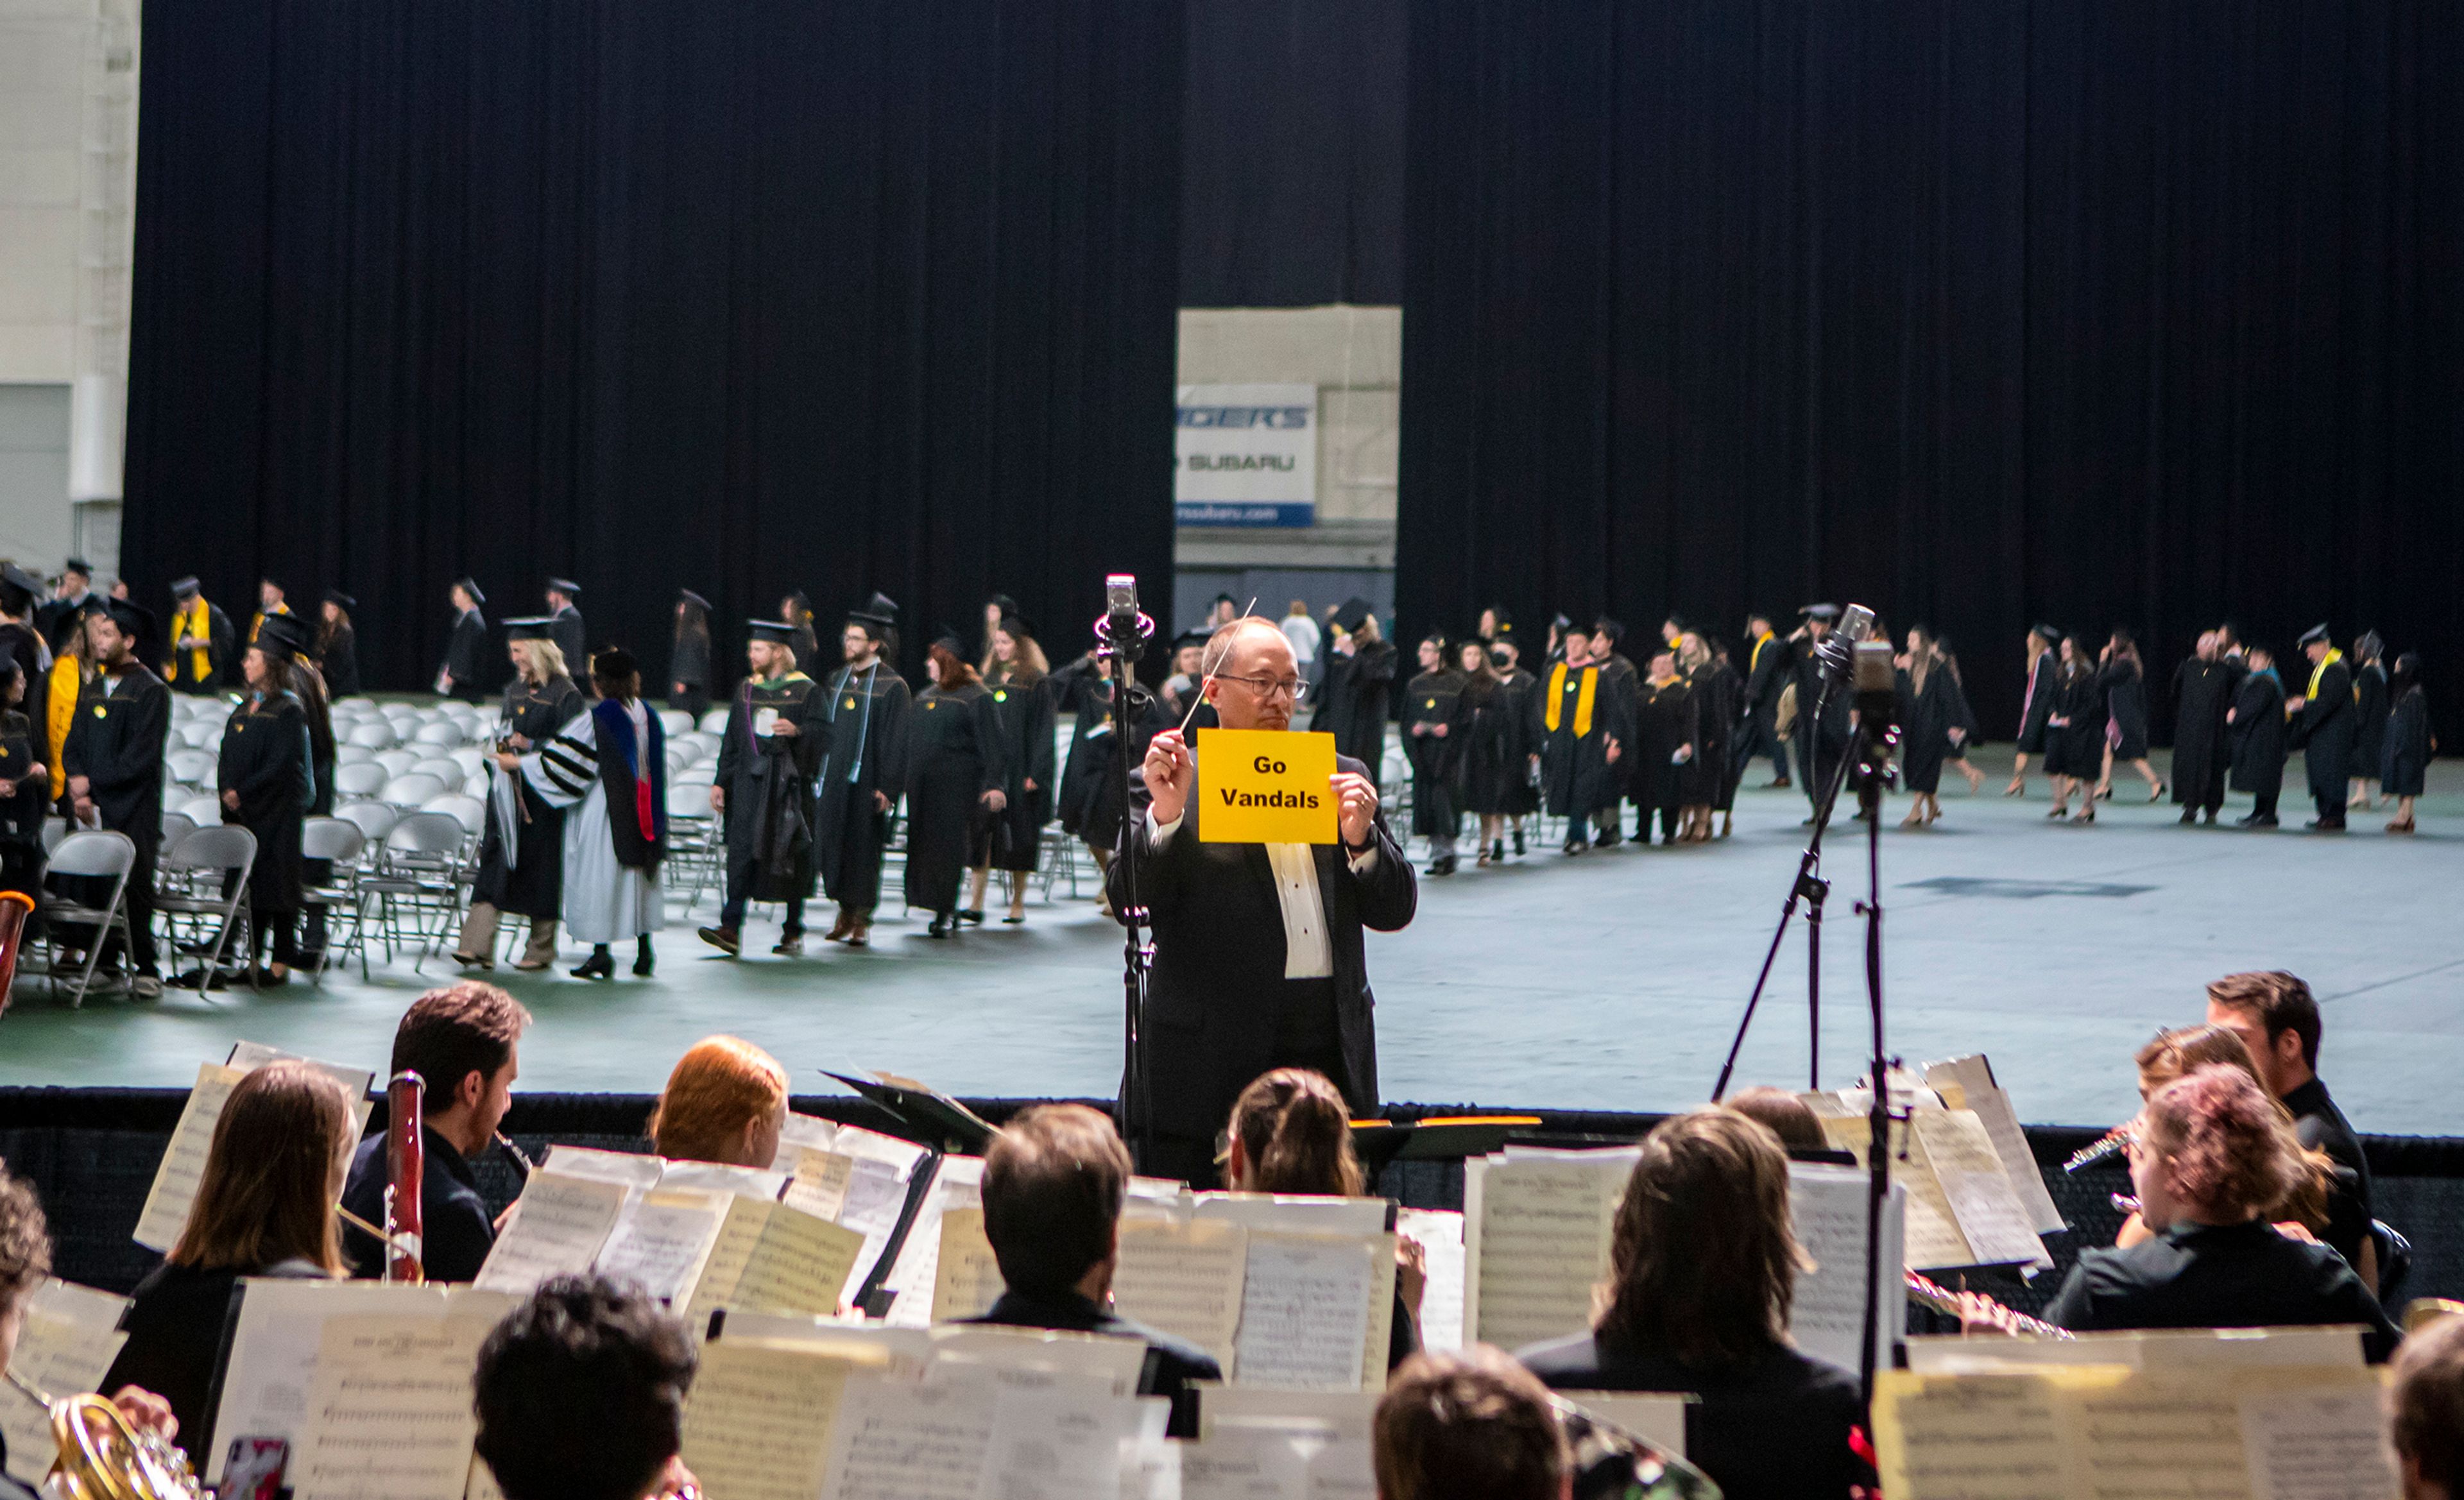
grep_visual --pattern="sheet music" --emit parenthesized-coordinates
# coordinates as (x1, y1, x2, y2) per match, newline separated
(1913, 1111, 2048, 1268)
(1200, 1391, 1381, 1442)
(1872, 1368, 2100, 1500)
(771, 1111, 844, 1170)
(594, 1189, 730, 1306)
(1923, 1057, 2067, 1234)
(471, 1171, 629, 1293)
(1906, 1327, 2367, 1374)
(2068, 1373, 2253, 1499)
(1788, 1164, 1904, 1376)
(132, 1062, 245, 1251)
(685, 1198, 864, 1323)
(977, 1385, 1142, 1500)
(225, 1041, 377, 1108)
(1179, 1422, 1313, 1499)
(1309, 1438, 1378, 1499)
(1817, 1113, 1974, 1270)
(1193, 1193, 1390, 1236)
(1463, 1152, 1633, 1351)
(679, 1340, 861, 1500)
(886, 1157, 984, 1327)
(1396, 1209, 1464, 1355)
(819, 1375, 998, 1500)
(932, 1207, 1006, 1323)
(830, 1123, 933, 1184)
(2237, 1381, 2399, 1500)
(785, 1148, 857, 1221)
(658, 1160, 789, 1201)
(1111, 1216, 1247, 1368)
(1, 1284, 130, 1486)
(1232, 1233, 1376, 1391)
(838, 1157, 916, 1308)
(289, 1309, 502, 1500)
(539, 1144, 666, 1192)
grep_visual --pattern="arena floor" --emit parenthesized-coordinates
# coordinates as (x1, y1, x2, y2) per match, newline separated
(3, 747, 2455, 1139)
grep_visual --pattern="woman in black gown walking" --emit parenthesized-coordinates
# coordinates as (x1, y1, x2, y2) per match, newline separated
(2094, 629, 2164, 803)
(903, 639, 1002, 938)
(2044, 636, 2106, 822)
(214, 615, 315, 983)
(1455, 639, 1520, 866)
(973, 615, 1055, 925)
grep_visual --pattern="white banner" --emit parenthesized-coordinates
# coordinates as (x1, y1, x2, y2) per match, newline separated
(1175, 382, 1315, 527)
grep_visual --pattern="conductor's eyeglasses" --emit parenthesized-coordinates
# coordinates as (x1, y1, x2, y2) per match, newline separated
(1212, 673, 1310, 703)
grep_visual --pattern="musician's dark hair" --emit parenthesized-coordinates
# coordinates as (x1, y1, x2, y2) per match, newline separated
(980, 1104, 1127, 1299)
(474, 1274, 697, 1500)
(169, 1061, 352, 1275)
(1373, 1348, 1568, 1500)
(1723, 1086, 1826, 1153)
(2205, 969, 2322, 1070)
(1595, 1107, 1808, 1370)
(392, 982, 532, 1118)
(2393, 1315, 2464, 1496)
(2143, 1065, 2306, 1223)
(0, 1157, 51, 1312)
(1228, 1068, 1365, 1197)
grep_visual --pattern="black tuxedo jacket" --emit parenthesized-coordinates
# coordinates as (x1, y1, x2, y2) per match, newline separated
(1107, 750, 1415, 1139)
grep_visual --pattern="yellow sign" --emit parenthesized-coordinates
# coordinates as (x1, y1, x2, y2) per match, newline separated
(1196, 728, 1339, 844)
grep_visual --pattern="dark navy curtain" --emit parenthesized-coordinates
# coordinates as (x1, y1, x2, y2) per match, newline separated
(1398, 0, 2463, 743)
(121, 0, 1183, 691)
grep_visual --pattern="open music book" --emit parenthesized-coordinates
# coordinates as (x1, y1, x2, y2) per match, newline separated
(1921, 1055, 2068, 1235)
(133, 1043, 377, 1252)
(208, 1280, 515, 1493)
(1872, 1353, 2396, 1500)
(0, 1279, 130, 1487)
(1799, 1094, 2049, 1270)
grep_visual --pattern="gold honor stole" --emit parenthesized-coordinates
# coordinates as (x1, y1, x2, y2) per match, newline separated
(2307, 647, 2343, 703)
(1545, 662, 1596, 737)
(175, 599, 211, 681)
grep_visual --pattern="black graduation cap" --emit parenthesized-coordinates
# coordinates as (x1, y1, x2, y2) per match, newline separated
(748, 618, 798, 645)
(680, 588, 712, 611)
(1595, 617, 1626, 643)
(504, 616, 557, 642)
(546, 577, 581, 597)
(1801, 603, 1842, 622)
(931, 626, 966, 655)
(2030, 623, 2062, 643)
(92, 596, 144, 636)
(324, 588, 355, 611)
(1213, 591, 1237, 607)
(987, 592, 1019, 616)
(169, 575, 201, 599)
(0, 565, 44, 613)
(2298, 622, 2332, 649)
(848, 591, 898, 629)
(592, 644, 638, 679)
(1421, 626, 1450, 649)
(456, 576, 486, 606)
(1492, 618, 1516, 640)
(997, 611, 1036, 641)
(255, 612, 314, 660)
(1550, 612, 1573, 631)
(1335, 597, 1377, 632)
(62, 557, 92, 579)
(1172, 627, 1210, 654)
(260, 575, 286, 594)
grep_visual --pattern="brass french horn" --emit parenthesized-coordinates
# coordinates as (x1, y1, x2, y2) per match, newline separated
(4, 1370, 201, 1500)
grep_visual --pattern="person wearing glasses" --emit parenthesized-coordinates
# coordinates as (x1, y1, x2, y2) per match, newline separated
(1120, 616, 1417, 1185)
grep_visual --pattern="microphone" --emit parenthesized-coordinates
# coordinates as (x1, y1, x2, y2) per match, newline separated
(1814, 602, 1876, 685)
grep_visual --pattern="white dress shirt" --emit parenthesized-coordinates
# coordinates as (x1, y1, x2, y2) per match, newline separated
(1149, 808, 1378, 980)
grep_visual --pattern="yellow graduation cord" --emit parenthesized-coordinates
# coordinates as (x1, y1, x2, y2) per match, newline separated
(1544, 662, 1596, 737)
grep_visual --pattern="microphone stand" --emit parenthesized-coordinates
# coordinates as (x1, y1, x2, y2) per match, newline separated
(1711, 656, 1856, 1100)
(1849, 713, 1898, 1415)
(1096, 608, 1156, 1171)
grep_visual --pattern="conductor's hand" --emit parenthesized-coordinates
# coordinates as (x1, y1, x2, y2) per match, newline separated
(708, 785, 725, 813)
(1143, 728, 1195, 826)
(1333, 771, 1378, 847)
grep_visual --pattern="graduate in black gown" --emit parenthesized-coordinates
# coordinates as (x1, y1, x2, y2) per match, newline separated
(210, 614, 314, 984)
(316, 590, 361, 699)
(1589, 620, 1644, 844)
(0, 661, 47, 921)
(979, 614, 1057, 925)
(1893, 625, 1959, 828)
(2347, 631, 2388, 814)
(2228, 646, 2288, 828)
(903, 638, 1002, 938)
(2169, 631, 2239, 825)
(2095, 630, 2164, 802)
(437, 577, 489, 701)
(698, 618, 826, 957)
(1534, 628, 1627, 855)
(1402, 631, 1466, 875)
(2285, 624, 2354, 830)
(454, 620, 583, 970)
(783, 592, 820, 674)
(1679, 632, 1739, 839)
(62, 597, 169, 993)
(0, 567, 49, 759)
(2006, 624, 2060, 796)
(668, 590, 713, 722)
(544, 578, 586, 686)
(36, 558, 96, 656)
(1630, 650, 1695, 846)
(1777, 605, 1851, 821)
(1491, 626, 1541, 854)
(160, 575, 232, 695)
(1454, 640, 1520, 867)
(2379, 652, 2430, 834)
(1735, 613, 1792, 788)
(1316, 600, 1395, 782)
(814, 593, 911, 947)
(2042, 637, 2107, 822)
(1158, 630, 1212, 727)
(1052, 643, 1166, 905)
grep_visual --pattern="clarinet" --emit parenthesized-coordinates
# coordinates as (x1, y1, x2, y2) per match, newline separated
(495, 1131, 535, 1184)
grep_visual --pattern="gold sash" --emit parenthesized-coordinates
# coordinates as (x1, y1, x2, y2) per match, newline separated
(2306, 647, 2343, 703)
(173, 597, 212, 682)
(1545, 662, 1597, 737)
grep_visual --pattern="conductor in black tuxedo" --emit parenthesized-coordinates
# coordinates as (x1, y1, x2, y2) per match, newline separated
(1112, 617, 1417, 1184)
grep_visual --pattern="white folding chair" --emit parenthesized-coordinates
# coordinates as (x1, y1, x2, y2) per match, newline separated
(411, 758, 465, 792)
(420, 793, 486, 838)
(178, 722, 220, 750)
(153, 823, 259, 991)
(41, 817, 66, 853)
(299, 815, 367, 984)
(36, 830, 134, 1006)
(334, 800, 400, 844)
(447, 747, 488, 782)
(380, 773, 445, 809)
(697, 707, 731, 734)
(662, 781, 722, 917)
(158, 810, 198, 848)
(658, 710, 694, 737)
(177, 794, 223, 824)
(414, 720, 465, 747)
(346, 721, 396, 750)
(361, 811, 471, 971)
(167, 749, 217, 787)
(373, 749, 421, 778)
(334, 762, 388, 799)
